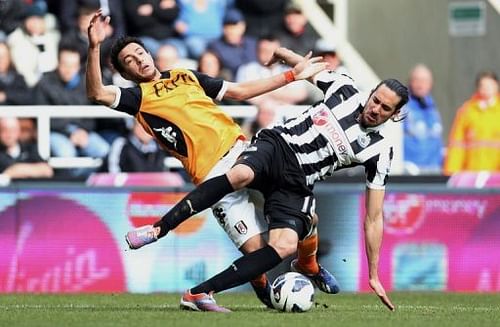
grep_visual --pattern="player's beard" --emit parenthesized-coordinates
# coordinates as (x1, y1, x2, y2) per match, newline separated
(358, 110, 378, 128)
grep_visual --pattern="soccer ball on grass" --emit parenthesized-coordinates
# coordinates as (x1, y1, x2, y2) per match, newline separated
(270, 272, 315, 312)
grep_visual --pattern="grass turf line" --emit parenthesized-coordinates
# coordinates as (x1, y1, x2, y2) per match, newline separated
(0, 292, 499, 327)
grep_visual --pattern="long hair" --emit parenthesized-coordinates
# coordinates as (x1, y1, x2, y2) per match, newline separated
(371, 79, 410, 122)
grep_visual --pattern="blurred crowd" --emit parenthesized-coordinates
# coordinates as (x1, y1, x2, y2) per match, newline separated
(0, 0, 499, 181)
(403, 66, 500, 176)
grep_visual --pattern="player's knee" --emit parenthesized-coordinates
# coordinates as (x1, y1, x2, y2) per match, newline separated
(227, 164, 254, 189)
(269, 238, 298, 259)
(239, 234, 266, 254)
(312, 213, 319, 226)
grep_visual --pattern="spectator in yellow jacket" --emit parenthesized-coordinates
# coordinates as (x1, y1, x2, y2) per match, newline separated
(444, 71, 500, 174)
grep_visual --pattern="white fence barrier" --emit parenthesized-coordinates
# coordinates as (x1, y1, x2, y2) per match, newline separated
(0, 105, 403, 173)
(0, 105, 257, 159)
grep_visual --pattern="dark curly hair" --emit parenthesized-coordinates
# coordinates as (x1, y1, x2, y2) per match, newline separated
(378, 79, 409, 110)
(109, 36, 148, 74)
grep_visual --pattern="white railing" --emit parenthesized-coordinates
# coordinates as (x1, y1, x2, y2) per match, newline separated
(0, 105, 404, 173)
(489, 0, 500, 14)
(296, 0, 381, 90)
(0, 105, 257, 160)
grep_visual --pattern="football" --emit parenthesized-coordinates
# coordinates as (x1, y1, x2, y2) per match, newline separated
(270, 272, 315, 312)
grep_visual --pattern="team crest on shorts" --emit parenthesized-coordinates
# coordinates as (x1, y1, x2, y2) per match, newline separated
(234, 220, 248, 235)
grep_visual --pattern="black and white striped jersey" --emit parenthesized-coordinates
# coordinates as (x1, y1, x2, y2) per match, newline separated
(271, 70, 393, 190)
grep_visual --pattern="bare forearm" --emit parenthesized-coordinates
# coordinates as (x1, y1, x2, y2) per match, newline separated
(364, 213, 384, 279)
(86, 46, 103, 99)
(85, 10, 116, 105)
(247, 85, 307, 106)
(225, 51, 326, 101)
(273, 48, 321, 84)
(274, 47, 305, 67)
(224, 73, 290, 101)
(86, 46, 116, 106)
(4, 163, 54, 179)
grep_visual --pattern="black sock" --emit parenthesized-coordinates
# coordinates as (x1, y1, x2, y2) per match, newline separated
(154, 174, 234, 238)
(191, 245, 282, 294)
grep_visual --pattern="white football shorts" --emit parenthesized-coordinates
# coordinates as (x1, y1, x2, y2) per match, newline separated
(203, 139, 268, 249)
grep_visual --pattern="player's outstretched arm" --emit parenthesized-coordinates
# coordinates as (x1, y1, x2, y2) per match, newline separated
(86, 9, 117, 106)
(267, 47, 326, 84)
(364, 188, 395, 311)
(223, 53, 326, 101)
(266, 47, 305, 68)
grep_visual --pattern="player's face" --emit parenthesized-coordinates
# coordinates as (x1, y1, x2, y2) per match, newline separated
(360, 84, 401, 127)
(118, 43, 158, 82)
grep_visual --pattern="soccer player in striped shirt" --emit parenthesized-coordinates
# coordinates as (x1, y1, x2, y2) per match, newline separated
(143, 46, 409, 312)
(86, 10, 337, 311)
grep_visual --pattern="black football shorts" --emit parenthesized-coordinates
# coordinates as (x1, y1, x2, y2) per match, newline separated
(235, 129, 315, 239)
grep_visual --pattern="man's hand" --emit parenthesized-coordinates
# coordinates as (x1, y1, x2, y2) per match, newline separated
(265, 47, 288, 66)
(265, 47, 307, 68)
(369, 278, 395, 311)
(87, 9, 111, 48)
(70, 129, 90, 148)
(291, 52, 327, 81)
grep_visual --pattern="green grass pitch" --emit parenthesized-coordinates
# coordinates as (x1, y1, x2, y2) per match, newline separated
(1, 292, 499, 327)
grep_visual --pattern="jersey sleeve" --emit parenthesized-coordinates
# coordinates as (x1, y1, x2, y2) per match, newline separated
(190, 70, 227, 101)
(313, 70, 356, 96)
(364, 145, 393, 190)
(109, 85, 142, 116)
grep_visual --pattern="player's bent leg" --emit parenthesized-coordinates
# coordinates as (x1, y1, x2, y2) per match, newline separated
(291, 259, 340, 294)
(125, 141, 251, 251)
(180, 290, 231, 313)
(293, 219, 341, 294)
(226, 164, 255, 189)
(238, 234, 273, 309)
(212, 189, 273, 308)
(249, 278, 272, 309)
(296, 223, 320, 274)
(187, 244, 283, 311)
(127, 174, 235, 246)
(268, 228, 300, 258)
(212, 189, 267, 251)
(239, 235, 273, 309)
(125, 225, 158, 249)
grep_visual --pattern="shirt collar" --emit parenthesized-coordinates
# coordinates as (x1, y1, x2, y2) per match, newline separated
(356, 113, 384, 133)
(7, 144, 21, 158)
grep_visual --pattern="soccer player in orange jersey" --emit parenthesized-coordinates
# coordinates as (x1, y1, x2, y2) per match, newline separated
(86, 9, 338, 310)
